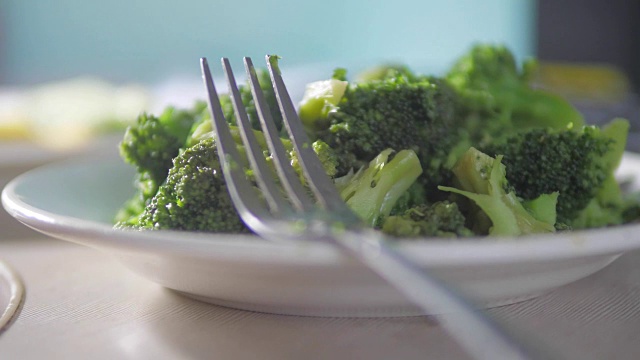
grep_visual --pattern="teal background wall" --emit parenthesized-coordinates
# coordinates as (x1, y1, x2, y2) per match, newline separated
(0, 0, 536, 85)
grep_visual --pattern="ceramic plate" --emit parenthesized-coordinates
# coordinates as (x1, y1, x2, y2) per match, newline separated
(3, 152, 640, 317)
(0, 260, 24, 333)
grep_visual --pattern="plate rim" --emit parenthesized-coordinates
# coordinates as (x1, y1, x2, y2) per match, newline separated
(0, 259, 25, 334)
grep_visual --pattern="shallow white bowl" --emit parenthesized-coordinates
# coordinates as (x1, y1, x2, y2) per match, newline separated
(0, 136, 121, 237)
(3, 152, 640, 317)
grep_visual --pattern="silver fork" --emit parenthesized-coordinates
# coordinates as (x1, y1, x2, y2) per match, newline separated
(200, 56, 540, 360)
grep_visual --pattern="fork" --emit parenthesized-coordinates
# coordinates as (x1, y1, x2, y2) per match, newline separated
(200, 56, 541, 360)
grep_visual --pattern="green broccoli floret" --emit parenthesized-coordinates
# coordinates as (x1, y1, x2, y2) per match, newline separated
(289, 140, 339, 180)
(129, 137, 249, 232)
(481, 119, 629, 226)
(186, 115, 339, 181)
(568, 119, 631, 228)
(439, 147, 557, 236)
(119, 105, 206, 199)
(116, 135, 339, 232)
(298, 77, 348, 133)
(382, 201, 473, 238)
(446, 44, 584, 145)
(335, 149, 423, 227)
(301, 68, 464, 198)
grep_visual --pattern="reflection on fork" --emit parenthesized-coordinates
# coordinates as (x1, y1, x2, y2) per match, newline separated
(200, 56, 541, 360)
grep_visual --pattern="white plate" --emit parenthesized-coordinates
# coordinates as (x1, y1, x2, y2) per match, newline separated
(0, 260, 24, 333)
(3, 152, 640, 317)
(0, 136, 122, 237)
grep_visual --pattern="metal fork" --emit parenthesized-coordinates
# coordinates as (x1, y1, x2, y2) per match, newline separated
(200, 56, 540, 360)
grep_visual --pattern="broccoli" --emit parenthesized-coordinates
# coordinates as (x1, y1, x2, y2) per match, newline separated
(446, 44, 584, 145)
(115, 95, 339, 230)
(439, 147, 557, 236)
(125, 137, 250, 232)
(382, 201, 473, 238)
(568, 119, 631, 228)
(481, 119, 629, 225)
(300, 67, 465, 198)
(298, 77, 348, 133)
(334, 149, 423, 227)
(119, 105, 206, 199)
(113, 46, 640, 238)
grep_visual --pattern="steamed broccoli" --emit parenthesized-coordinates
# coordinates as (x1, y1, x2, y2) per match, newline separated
(335, 149, 423, 227)
(481, 119, 629, 226)
(439, 147, 557, 236)
(119, 105, 206, 198)
(114, 45, 640, 238)
(131, 137, 249, 232)
(382, 201, 473, 238)
(446, 44, 585, 145)
(299, 67, 465, 197)
(115, 95, 340, 230)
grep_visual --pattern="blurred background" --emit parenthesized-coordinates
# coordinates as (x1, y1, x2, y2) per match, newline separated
(0, 0, 638, 147)
(0, 0, 638, 237)
(0, 0, 640, 148)
(1, 0, 535, 85)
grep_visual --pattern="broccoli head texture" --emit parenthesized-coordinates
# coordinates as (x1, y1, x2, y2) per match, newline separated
(481, 119, 628, 225)
(382, 201, 473, 238)
(133, 137, 249, 232)
(119, 105, 206, 199)
(439, 147, 557, 236)
(114, 47, 640, 238)
(446, 44, 584, 145)
(305, 69, 463, 197)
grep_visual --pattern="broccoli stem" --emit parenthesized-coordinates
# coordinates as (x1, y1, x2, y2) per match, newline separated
(439, 148, 557, 236)
(338, 149, 423, 227)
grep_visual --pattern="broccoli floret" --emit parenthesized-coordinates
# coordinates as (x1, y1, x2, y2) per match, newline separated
(569, 119, 631, 228)
(481, 119, 629, 225)
(446, 44, 584, 145)
(116, 134, 339, 231)
(186, 116, 339, 181)
(119, 105, 206, 199)
(289, 140, 339, 180)
(129, 137, 249, 232)
(335, 149, 423, 227)
(439, 147, 557, 236)
(298, 78, 348, 133)
(382, 201, 473, 238)
(302, 68, 464, 197)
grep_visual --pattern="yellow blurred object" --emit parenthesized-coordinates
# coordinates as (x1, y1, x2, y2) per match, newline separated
(535, 62, 631, 103)
(0, 121, 31, 140)
(0, 77, 150, 150)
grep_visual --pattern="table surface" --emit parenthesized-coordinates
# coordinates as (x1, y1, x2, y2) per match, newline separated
(1, 228, 640, 360)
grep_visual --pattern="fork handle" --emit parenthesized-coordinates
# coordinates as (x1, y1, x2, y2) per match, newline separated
(329, 228, 543, 360)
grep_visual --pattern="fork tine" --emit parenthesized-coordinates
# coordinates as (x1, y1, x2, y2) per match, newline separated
(265, 55, 353, 214)
(200, 57, 271, 227)
(221, 58, 291, 214)
(243, 57, 316, 213)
